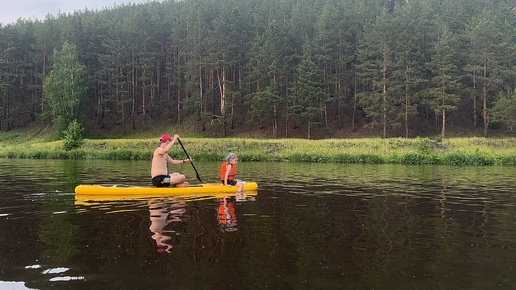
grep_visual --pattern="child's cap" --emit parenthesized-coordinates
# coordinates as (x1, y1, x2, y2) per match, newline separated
(225, 153, 237, 162)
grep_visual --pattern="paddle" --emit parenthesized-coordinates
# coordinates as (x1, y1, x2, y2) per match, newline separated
(177, 138, 203, 183)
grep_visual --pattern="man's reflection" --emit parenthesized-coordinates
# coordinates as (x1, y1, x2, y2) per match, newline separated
(149, 199, 186, 253)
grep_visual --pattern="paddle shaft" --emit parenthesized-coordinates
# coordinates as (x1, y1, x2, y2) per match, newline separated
(177, 138, 203, 183)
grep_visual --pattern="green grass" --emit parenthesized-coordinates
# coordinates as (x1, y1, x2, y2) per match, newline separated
(2, 135, 516, 165)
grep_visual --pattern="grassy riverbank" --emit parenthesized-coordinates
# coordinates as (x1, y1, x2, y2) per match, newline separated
(2, 134, 516, 165)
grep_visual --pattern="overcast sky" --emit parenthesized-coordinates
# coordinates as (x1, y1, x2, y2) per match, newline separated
(0, 0, 155, 25)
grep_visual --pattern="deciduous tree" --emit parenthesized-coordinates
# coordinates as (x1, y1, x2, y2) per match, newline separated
(43, 42, 88, 136)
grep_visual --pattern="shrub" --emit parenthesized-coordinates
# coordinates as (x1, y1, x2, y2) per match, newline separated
(417, 137, 431, 155)
(62, 120, 84, 151)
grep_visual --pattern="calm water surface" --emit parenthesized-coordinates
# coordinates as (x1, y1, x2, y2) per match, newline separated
(0, 159, 515, 290)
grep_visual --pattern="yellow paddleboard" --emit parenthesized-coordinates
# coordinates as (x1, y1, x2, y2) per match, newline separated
(74, 182, 258, 201)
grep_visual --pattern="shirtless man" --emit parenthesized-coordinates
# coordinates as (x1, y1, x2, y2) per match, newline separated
(151, 134, 192, 187)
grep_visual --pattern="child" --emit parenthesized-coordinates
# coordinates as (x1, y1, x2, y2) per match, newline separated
(220, 153, 244, 193)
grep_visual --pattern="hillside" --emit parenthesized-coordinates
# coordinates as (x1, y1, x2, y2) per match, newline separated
(0, 0, 515, 140)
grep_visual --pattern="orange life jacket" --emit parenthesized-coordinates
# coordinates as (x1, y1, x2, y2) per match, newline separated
(220, 162, 236, 181)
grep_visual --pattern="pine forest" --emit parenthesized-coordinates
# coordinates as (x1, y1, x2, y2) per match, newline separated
(0, 0, 515, 139)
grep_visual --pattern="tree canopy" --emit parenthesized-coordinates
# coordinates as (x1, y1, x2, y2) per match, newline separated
(43, 42, 88, 135)
(1, 0, 515, 138)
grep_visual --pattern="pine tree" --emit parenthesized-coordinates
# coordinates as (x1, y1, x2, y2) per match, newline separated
(427, 27, 461, 139)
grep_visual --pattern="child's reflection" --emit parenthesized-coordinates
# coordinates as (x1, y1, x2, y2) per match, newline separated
(149, 199, 186, 253)
(217, 193, 246, 232)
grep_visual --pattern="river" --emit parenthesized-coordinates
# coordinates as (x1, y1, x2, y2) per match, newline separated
(0, 159, 515, 289)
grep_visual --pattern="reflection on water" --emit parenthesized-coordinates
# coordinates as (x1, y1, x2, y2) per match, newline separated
(217, 194, 248, 232)
(217, 197, 237, 232)
(148, 199, 187, 253)
(0, 159, 515, 289)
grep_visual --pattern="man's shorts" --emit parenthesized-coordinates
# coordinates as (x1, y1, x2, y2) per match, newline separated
(221, 179, 238, 186)
(152, 175, 171, 187)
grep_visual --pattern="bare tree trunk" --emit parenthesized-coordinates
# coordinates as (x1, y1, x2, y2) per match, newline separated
(30, 70, 36, 122)
(117, 77, 122, 130)
(150, 70, 155, 119)
(405, 65, 410, 138)
(271, 74, 278, 138)
(209, 69, 214, 115)
(231, 92, 235, 129)
(199, 65, 203, 113)
(441, 79, 447, 139)
(482, 59, 488, 137)
(324, 105, 328, 127)
(435, 99, 439, 134)
(323, 67, 328, 127)
(199, 65, 205, 131)
(337, 76, 342, 130)
(97, 85, 103, 128)
(120, 66, 127, 133)
(218, 67, 225, 115)
(382, 61, 387, 138)
(285, 83, 289, 138)
(175, 51, 182, 124)
(441, 105, 446, 139)
(273, 103, 278, 137)
(352, 81, 357, 132)
(5, 92, 11, 130)
(131, 54, 136, 131)
(231, 68, 236, 129)
(472, 70, 477, 128)
(177, 72, 181, 125)
(142, 69, 147, 132)
(41, 40, 48, 114)
(217, 66, 227, 137)
(154, 58, 160, 118)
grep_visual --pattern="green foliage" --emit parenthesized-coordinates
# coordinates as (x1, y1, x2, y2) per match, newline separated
(240, 154, 265, 162)
(355, 10, 399, 137)
(62, 120, 84, 151)
(2, 137, 516, 167)
(427, 27, 462, 138)
(417, 137, 432, 155)
(290, 58, 329, 139)
(492, 89, 516, 131)
(0, 0, 515, 138)
(104, 150, 137, 160)
(441, 153, 490, 166)
(399, 153, 438, 165)
(247, 87, 282, 128)
(43, 42, 88, 136)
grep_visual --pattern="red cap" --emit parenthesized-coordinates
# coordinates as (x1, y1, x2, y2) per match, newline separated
(160, 134, 172, 143)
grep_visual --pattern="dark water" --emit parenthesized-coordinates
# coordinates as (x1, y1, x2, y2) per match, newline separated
(0, 159, 515, 290)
